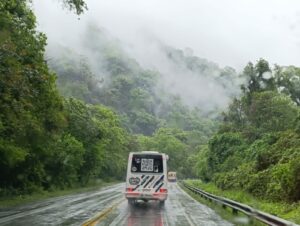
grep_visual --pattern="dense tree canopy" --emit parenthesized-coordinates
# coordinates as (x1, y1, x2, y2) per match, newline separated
(196, 59, 300, 202)
(0, 0, 128, 195)
(0, 0, 65, 194)
(47, 28, 220, 137)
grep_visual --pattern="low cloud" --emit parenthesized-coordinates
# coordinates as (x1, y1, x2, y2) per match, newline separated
(32, 0, 300, 112)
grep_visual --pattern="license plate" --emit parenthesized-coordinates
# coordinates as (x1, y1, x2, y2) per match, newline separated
(142, 193, 152, 198)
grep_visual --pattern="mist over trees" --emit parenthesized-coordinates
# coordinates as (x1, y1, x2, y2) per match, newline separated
(195, 59, 300, 202)
(0, 0, 299, 208)
(47, 26, 226, 135)
(46, 25, 224, 178)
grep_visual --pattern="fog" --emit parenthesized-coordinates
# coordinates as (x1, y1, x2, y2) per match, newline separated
(32, 0, 300, 111)
(33, 0, 300, 68)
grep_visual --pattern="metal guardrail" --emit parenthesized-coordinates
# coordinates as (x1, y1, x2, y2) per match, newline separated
(180, 181, 298, 226)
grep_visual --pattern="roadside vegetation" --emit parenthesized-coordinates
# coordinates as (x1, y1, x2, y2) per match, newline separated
(185, 180, 300, 224)
(192, 60, 300, 203)
(0, 1, 127, 198)
(189, 61, 300, 223)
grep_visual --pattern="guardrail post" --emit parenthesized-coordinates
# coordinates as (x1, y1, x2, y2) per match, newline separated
(232, 208, 238, 215)
(248, 216, 254, 225)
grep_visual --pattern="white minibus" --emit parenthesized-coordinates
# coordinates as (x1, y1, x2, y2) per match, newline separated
(125, 151, 168, 204)
(167, 171, 177, 182)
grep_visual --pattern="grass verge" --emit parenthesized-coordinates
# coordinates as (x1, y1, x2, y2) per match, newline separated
(180, 184, 264, 226)
(184, 180, 300, 225)
(0, 180, 120, 208)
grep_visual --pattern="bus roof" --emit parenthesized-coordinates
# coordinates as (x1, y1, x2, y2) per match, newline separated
(129, 152, 169, 160)
(129, 151, 163, 155)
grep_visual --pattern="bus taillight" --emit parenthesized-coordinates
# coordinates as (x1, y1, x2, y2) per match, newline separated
(159, 188, 168, 193)
(126, 188, 134, 192)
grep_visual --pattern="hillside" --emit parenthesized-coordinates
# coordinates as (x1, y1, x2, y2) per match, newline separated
(1, 2, 299, 210)
(195, 60, 300, 203)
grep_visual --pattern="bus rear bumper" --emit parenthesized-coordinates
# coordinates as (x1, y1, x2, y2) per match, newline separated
(168, 179, 177, 182)
(125, 192, 168, 201)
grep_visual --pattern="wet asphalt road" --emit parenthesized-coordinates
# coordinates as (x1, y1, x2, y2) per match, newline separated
(0, 183, 232, 226)
(0, 184, 124, 226)
(97, 183, 232, 226)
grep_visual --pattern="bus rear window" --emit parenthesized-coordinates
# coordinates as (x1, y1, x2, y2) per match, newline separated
(131, 154, 163, 173)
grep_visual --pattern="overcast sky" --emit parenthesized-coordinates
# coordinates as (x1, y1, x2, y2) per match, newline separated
(33, 0, 300, 70)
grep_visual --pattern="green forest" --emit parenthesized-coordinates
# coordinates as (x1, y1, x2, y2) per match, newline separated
(0, 0, 299, 215)
(195, 61, 300, 202)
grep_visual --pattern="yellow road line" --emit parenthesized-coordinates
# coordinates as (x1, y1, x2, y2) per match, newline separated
(82, 198, 125, 226)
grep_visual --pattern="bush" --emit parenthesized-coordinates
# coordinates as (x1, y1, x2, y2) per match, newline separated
(208, 132, 246, 173)
(214, 163, 254, 190)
